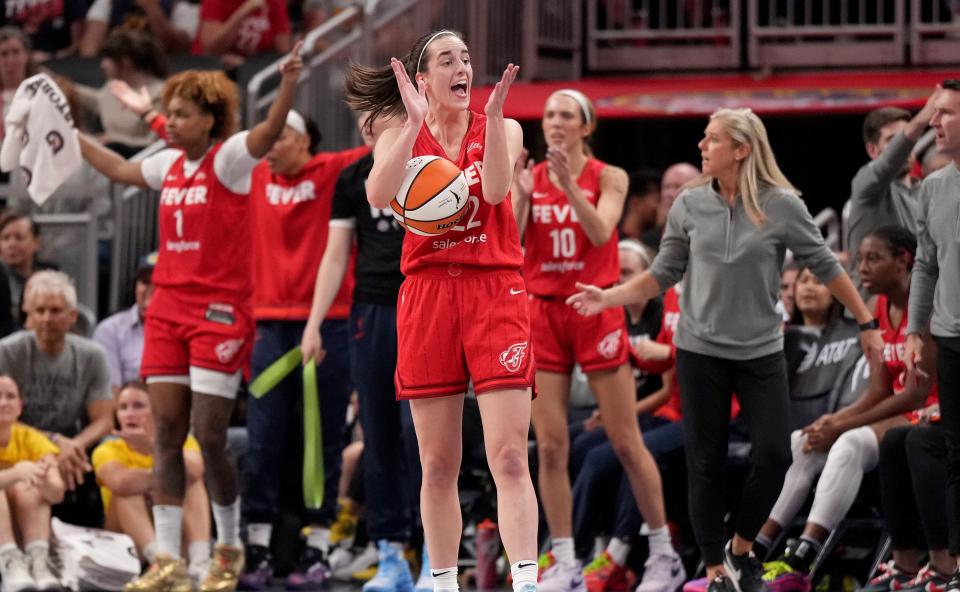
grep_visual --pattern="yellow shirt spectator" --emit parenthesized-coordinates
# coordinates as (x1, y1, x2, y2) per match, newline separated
(92, 435, 200, 511)
(0, 423, 59, 469)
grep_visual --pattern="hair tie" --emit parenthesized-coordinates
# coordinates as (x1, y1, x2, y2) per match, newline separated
(285, 110, 307, 135)
(557, 89, 593, 126)
(415, 31, 452, 75)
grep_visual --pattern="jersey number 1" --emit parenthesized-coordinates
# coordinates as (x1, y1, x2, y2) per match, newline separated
(173, 209, 184, 238)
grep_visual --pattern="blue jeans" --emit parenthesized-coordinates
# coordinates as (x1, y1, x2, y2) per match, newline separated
(243, 319, 351, 525)
(349, 302, 420, 542)
(572, 415, 684, 551)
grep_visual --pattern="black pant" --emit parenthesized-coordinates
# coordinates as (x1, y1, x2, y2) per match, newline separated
(879, 424, 949, 551)
(676, 348, 792, 566)
(934, 336, 960, 555)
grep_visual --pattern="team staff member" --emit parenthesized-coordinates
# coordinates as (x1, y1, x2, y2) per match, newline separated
(512, 90, 683, 592)
(301, 112, 425, 592)
(346, 29, 539, 592)
(569, 108, 882, 592)
(240, 111, 367, 591)
(905, 78, 960, 592)
(78, 43, 304, 592)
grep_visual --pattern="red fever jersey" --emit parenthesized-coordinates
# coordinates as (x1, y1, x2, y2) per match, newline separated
(633, 287, 682, 421)
(404, 112, 523, 274)
(523, 159, 620, 296)
(153, 142, 250, 300)
(250, 147, 368, 321)
(876, 295, 938, 407)
(192, 0, 290, 56)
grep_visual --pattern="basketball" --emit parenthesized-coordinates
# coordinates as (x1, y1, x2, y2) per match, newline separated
(391, 156, 470, 236)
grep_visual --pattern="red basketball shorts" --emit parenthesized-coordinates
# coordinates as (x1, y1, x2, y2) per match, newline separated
(140, 287, 254, 379)
(395, 268, 535, 399)
(528, 295, 629, 374)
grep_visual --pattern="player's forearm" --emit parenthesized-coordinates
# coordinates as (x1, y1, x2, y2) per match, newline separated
(481, 115, 512, 204)
(604, 271, 661, 309)
(564, 183, 613, 246)
(367, 124, 419, 208)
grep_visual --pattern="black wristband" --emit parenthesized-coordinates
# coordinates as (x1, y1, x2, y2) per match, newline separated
(858, 319, 880, 332)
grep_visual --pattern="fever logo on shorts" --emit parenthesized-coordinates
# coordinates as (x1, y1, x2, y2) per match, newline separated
(597, 329, 623, 360)
(215, 338, 245, 364)
(499, 342, 528, 373)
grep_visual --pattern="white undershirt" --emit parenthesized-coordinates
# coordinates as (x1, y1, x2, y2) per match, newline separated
(140, 131, 258, 194)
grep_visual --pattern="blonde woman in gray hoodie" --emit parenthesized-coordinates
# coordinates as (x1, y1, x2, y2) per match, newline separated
(568, 108, 883, 592)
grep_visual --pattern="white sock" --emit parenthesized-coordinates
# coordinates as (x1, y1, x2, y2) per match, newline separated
(511, 559, 537, 592)
(552, 537, 576, 566)
(647, 526, 674, 557)
(0, 543, 16, 556)
(606, 538, 630, 566)
(211, 500, 241, 546)
(142, 541, 159, 563)
(24, 540, 48, 555)
(153, 505, 184, 558)
(188, 540, 212, 566)
(431, 565, 458, 591)
(306, 526, 330, 553)
(247, 523, 272, 548)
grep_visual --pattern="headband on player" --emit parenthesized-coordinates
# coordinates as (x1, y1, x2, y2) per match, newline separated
(556, 89, 593, 126)
(618, 239, 652, 268)
(416, 31, 454, 74)
(286, 110, 307, 135)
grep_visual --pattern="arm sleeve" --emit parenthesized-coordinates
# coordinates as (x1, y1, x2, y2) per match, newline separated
(213, 132, 259, 194)
(140, 149, 182, 190)
(648, 193, 691, 291)
(907, 186, 939, 334)
(86, 346, 114, 404)
(85, 0, 111, 22)
(782, 194, 844, 283)
(849, 133, 917, 206)
(92, 320, 123, 388)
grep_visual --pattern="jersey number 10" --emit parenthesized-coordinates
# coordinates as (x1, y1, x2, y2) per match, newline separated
(549, 228, 576, 258)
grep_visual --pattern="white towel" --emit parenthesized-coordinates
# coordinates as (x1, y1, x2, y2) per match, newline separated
(0, 73, 81, 205)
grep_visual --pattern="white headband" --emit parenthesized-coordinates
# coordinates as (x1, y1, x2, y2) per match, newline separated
(618, 239, 652, 268)
(556, 89, 593, 126)
(416, 31, 453, 74)
(286, 110, 307, 135)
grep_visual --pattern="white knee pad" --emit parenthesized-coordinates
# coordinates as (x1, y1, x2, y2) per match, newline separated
(807, 426, 879, 531)
(768, 430, 828, 526)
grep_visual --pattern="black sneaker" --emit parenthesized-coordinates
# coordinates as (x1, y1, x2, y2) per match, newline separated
(706, 575, 738, 592)
(722, 542, 765, 592)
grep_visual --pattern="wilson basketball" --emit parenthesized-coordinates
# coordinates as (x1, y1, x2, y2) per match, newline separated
(391, 156, 470, 236)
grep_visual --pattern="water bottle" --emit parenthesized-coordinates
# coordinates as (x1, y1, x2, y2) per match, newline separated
(475, 519, 499, 590)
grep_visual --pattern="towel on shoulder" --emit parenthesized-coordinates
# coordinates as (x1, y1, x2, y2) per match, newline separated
(0, 73, 81, 205)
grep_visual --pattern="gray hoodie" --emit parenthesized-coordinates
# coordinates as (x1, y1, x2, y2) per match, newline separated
(907, 161, 960, 337)
(649, 182, 843, 360)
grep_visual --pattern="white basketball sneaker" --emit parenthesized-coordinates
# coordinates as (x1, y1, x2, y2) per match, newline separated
(538, 560, 586, 592)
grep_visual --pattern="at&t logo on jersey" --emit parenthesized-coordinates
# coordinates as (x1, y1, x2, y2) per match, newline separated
(499, 342, 528, 373)
(597, 329, 623, 360)
(467, 142, 483, 153)
(266, 181, 316, 205)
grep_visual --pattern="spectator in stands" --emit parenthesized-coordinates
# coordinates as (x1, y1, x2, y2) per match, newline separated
(876, 406, 952, 591)
(778, 262, 800, 321)
(92, 381, 212, 585)
(193, 0, 291, 69)
(0, 27, 39, 139)
(0, 215, 58, 328)
(642, 162, 698, 250)
(617, 169, 660, 242)
(0, 374, 64, 592)
(94, 254, 155, 394)
(0, 271, 113, 528)
(844, 89, 940, 287)
(80, 0, 197, 56)
(0, 0, 83, 62)
(921, 145, 953, 177)
(75, 30, 167, 157)
(569, 107, 881, 592)
(759, 227, 938, 592)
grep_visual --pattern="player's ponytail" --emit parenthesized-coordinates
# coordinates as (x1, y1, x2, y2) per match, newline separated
(345, 30, 463, 134)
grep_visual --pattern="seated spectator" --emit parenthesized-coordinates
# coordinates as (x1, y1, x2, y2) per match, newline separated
(94, 255, 154, 394)
(0, 271, 113, 528)
(617, 169, 660, 242)
(0, 374, 64, 592)
(640, 162, 698, 250)
(193, 0, 292, 69)
(80, 0, 197, 56)
(92, 381, 211, 584)
(758, 227, 938, 591)
(778, 262, 800, 322)
(844, 90, 939, 287)
(0, 0, 83, 61)
(76, 30, 167, 157)
(0, 215, 58, 327)
(0, 27, 39, 139)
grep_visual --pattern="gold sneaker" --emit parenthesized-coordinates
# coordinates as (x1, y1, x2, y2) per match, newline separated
(328, 498, 358, 547)
(199, 544, 245, 592)
(124, 554, 192, 592)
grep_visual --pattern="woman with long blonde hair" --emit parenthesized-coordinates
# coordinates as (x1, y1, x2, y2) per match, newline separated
(568, 108, 883, 592)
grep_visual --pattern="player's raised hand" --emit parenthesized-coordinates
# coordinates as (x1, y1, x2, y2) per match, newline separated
(484, 64, 519, 119)
(279, 41, 305, 85)
(392, 58, 427, 127)
(566, 282, 607, 316)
